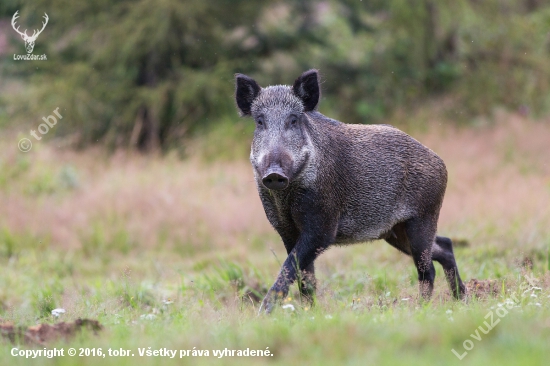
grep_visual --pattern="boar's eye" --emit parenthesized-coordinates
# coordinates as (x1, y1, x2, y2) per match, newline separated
(290, 115, 298, 126)
(256, 116, 264, 126)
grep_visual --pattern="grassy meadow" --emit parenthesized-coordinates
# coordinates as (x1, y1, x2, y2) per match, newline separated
(1, 113, 550, 365)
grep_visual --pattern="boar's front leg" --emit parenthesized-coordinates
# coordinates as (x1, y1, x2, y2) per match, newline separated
(260, 228, 335, 314)
(298, 262, 316, 303)
(277, 229, 316, 305)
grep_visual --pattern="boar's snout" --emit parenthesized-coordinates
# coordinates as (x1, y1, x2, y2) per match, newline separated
(262, 166, 289, 191)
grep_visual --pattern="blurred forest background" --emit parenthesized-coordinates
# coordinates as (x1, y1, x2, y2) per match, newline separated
(1, 0, 549, 153)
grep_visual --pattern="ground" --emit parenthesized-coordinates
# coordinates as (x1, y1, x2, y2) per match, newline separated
(0, 114, 549, 365)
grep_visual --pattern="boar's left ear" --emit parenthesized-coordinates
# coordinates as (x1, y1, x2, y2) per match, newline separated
(235, 74, 261, 116)
(293, 69, 320, 112)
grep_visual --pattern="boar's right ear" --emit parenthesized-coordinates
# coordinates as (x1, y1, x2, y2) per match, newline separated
(293, 69, 320, 112)
(235, 74, 261, 116)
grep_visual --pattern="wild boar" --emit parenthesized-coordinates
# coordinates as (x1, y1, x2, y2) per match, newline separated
(235, 69, 465, 313)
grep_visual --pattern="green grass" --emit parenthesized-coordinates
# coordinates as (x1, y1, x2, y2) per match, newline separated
(1, 241, 549, 366)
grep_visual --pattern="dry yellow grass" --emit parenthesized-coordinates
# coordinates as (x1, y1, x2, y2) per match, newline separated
(1, 113, 548, 259)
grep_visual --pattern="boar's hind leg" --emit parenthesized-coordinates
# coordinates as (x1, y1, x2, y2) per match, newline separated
(405, 217, 437, 300)
(385, 220, 436, 300)
(432, 236, 466, 299)
(385, 224, 466, 300)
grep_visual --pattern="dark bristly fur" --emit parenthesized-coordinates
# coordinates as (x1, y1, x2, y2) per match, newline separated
(235, 69, 466, 314)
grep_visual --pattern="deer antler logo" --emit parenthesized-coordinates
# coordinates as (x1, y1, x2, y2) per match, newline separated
(11, 10, 49, 54)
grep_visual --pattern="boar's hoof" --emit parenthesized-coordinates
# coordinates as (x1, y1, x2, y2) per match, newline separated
(258, 290, 283, 315)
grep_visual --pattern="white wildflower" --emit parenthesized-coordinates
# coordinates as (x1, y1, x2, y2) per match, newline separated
(51, 308, 66, 317)
(281, 304, 295, 311)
